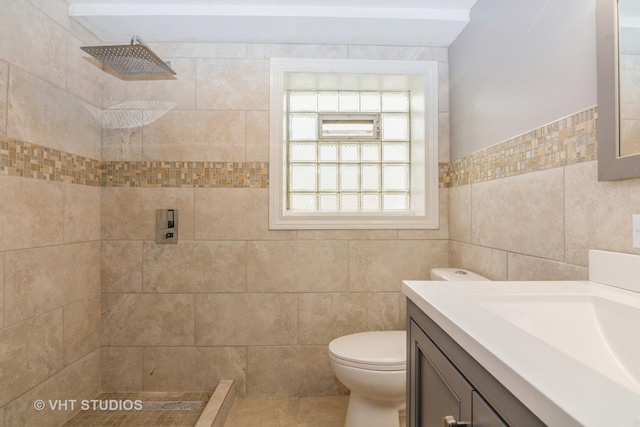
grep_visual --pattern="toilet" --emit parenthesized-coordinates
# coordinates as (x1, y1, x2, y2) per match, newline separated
(328, 268, 489, 427)
(329, 331, 406, 427)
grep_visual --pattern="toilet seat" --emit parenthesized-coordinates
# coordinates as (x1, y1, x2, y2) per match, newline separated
(329, 331, 406, 371)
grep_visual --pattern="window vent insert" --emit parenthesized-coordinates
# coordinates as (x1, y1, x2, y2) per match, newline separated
(319, 114, 380, 140)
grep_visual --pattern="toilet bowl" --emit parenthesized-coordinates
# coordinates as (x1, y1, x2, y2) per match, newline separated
(328, 331, 406, 427)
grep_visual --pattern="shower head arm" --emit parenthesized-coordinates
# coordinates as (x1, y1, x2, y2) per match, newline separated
(131, 35, 146, 46)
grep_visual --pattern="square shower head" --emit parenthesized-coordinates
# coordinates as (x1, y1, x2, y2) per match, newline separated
(81, 36, 176, 81)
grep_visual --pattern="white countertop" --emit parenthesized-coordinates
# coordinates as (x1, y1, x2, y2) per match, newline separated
(403, 279, 640, 427)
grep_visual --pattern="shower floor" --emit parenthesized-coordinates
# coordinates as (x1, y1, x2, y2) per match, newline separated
(61, 391, 210, 427)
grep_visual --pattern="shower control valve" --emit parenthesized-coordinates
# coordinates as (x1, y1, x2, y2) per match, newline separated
(156, 209, 178, 244)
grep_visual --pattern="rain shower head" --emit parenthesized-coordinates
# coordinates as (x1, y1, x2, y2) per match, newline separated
(81, 36, 176, 81)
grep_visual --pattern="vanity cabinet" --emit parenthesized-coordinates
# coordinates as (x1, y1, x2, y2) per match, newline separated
(407, 300, 545, 427)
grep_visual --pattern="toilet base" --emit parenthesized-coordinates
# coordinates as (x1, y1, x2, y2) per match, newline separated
(344, 393, 405, 427)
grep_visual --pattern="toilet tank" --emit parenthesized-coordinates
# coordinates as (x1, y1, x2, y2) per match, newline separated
(430, 268, 489, 281)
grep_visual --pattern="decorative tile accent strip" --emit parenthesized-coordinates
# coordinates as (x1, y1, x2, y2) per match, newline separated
(0, 137, 103, 186)
(0, 137, 269, 188)
(102, 161, 269, 188)
(445, 107, 598, 187)
(1, 106, 597, 189)
(438, 163, 450, 189)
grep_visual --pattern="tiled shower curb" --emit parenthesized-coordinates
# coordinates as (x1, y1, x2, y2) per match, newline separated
(195, 380, 236, 427)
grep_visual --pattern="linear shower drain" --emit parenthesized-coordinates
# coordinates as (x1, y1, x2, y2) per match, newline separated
(142, 401, 204, 410)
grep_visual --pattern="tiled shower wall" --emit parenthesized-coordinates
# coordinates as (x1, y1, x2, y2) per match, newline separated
(98, 43, 451, 397)
(0, 1, 103, 426)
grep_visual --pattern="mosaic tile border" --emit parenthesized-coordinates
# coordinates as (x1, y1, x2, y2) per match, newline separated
(0, 137, 269, 188)
(0, 137, 103, 186)
(1, 107, 598, 189)
(102, 161, 269, 188)
(444, 107, 598, 188)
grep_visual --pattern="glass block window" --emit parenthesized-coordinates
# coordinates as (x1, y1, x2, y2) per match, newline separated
(287, 91, 411, 212)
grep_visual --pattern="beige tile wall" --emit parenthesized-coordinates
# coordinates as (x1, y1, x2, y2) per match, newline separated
(0, 0, 68, 89)
(471, 168, 565, 261)
(4, 242, 100, 325)
(0, 255, 4, 330)
(142, 347, 247, 392)
(3, 351, 100, 427)
(447, 110, 640, 280)
(0, 177, 65, 251)
(0, 1, 102, 426)
(0, 311, 64, 406)
(99, 42, 451, 397)
(0, 60, 7, 137)
(246, 347, 346, 396)
(194, 188, 293, 241)
(7, 67, 101, 159)
(564, 161, 640, 265)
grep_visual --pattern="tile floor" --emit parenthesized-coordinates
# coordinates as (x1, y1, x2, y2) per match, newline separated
(224, 396, 349, 427)
(61, 391, 210, 427)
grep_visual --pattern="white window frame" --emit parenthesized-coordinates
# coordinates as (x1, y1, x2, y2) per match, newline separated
(269, 58, 439, 230)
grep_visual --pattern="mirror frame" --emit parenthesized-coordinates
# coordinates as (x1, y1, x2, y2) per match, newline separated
(597, 0, 640, 180)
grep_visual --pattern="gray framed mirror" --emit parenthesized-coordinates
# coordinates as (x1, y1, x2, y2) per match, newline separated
(597, 0, 640, 180)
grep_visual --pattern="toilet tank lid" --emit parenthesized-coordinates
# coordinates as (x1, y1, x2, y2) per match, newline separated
(430, 268, 489, 281)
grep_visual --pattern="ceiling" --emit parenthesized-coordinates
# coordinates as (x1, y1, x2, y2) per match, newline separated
(66, 0, 477, 47)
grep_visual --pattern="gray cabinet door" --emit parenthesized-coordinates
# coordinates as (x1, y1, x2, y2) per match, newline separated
(410, 321, 473, 427)
(472, 391, 508, 427)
